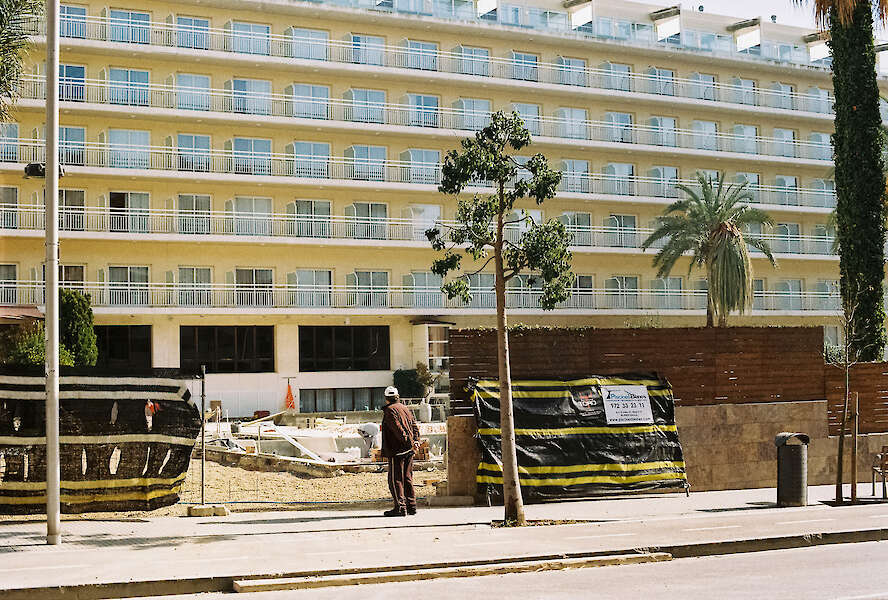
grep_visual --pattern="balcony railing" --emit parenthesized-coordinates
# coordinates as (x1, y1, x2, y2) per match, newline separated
(0, 138, 839, 210)
(15, 76, 833, 162)
(26, 15, 836, 115)
(3, 281, 841, 313)
(0, 204, 837, 256)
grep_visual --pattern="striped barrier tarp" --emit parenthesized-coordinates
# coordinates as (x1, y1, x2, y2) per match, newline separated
(473, 375, 688, 501)
(0, 374, 200, 514)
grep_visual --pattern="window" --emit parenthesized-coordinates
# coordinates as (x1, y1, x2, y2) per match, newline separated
(770, 82, 795, 110)
(735, 172, 760, 202)
(405, 203, 441, 240)
(512, 103, 540, 135)
(176, 73, 210, 111)
(648, 166, 679, 198)
(59, 64, 85, 101)
(177, 134, 210, 172)
(458, 45, 489, 76)
(805, 86, 831, 113)
(233, 196, 272, 236)
(291, 141, 329, 178)
(651, 276, 682, 309)
(108, 9, 149, 44)
(602, 62, 631, 91)
(811, 178, 836, 208)
(0, 264, 16, 303)
(347, 271, 389, 307)
(107, 129, 150, 169)
(346, 145, 386, 181)
(108, 265, 149, 305)
(346, 88, 385, 123)
(95, 325, 152, 370)
(455, 98, 490, 131)
(298, 326, 390, 371)
(60, 126, 85, 165)
(604, 214, 637, 248)
(773, 128, 796, 157)
(774, 223, 801, 254)
(465, 272, 495, 308)
(809, 132, 831, 160)
(649, 117, 676, 147)
(230, 78, 271, 115)
(229, 22, 270, 55)
(605, 275, 638, 309)
(60, 5, 87, 38)
(179, 266, 211, 306)
(554, 108, 586, 139)
(290, 27, 328, 60)
(648, 67, 674, 95)
(177, 193, 210, 234)
(59, 189, 85, 230)
(0, 123, 19, 162)
(604, 163, 634, 195)
(288, 269, 331, 307)
(732, 77, 757, 105)
(605, 112, 633, 143)
(690, 73, 716, 101)
(775, 175, 799, 206)
(0, 187, 17, 230)
(289, 199, 331, 237)
(109, 68, 149, 106)
(180, 325, 274, 373)
(404, 271, 443, 308)
(350, 34, 384, 65)
(511, 51, 538, 81)
(561, 159, 589, 193)
(776, 279, 803, 311)
(292, 84, 329, 119)
(557, 56, 586, 86)
(58, 264, 85, 287)
(406, 40, 438, 70)
(427, 325, 449, 377)
(574, 275, 595, 308)
(692, 120, 718, 151)
(559, 211, 592, 245)
(299, 388, 386, 412)
(733, 124, 758, 154)
(231, 137, 271, 175)
(407, 94, 439, 127)
(176, 16, 209, 49)
(403, 148, 439, 184)
(235, 268, 273, 306)
(109, 191, 148, 232)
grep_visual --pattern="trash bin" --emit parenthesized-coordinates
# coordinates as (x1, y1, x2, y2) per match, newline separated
(775, 432, 810, 507)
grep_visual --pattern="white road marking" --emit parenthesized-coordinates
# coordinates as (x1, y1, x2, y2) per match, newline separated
(309, 548, 380, 556)
(0, 563, 89, 573)
(567, 533, 637, 540)
(774, 518, 834, 525)
(683, 525, 742, 532)
(453, 540, 506, 547)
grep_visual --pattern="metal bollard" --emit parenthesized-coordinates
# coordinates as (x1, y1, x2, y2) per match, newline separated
(775, 432, 810, 507)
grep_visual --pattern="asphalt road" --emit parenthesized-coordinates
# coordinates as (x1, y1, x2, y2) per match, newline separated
(179, 541, 888, 600)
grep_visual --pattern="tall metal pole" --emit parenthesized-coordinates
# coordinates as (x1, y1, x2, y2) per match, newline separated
(200, 365, 206, 507)
(851, 391, 859, 503)
(44, 0, 61, 546)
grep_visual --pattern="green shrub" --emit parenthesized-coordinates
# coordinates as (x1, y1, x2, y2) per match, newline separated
(59, 288, 97, 366)
(1, 322, 74, 367)
(392, 362, 437, 398)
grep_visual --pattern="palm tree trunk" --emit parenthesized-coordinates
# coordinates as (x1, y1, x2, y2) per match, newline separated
(706, 263, 714, 327)
(494, 183, 525, 526)
(830, 2, 887, 361)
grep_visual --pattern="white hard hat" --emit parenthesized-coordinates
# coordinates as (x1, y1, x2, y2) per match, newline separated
(384, 386, 399, 397)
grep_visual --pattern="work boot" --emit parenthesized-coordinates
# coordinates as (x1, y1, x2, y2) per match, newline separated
(406, 506, 417, 515)
(383, 507, 407, 517)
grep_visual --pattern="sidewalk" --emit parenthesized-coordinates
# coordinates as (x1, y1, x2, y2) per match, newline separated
(1, 484, 886, 598)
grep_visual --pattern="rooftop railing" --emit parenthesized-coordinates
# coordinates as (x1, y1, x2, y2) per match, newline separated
(1, 280, 841, 313)
(16, 77, 833, 162)
(0, 203, 837, 256)
(26, 15, 836, 115)
(0, 139, 839, 209)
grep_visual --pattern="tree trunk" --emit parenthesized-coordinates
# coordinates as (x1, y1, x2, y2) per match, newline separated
(494, 184, 525, 525)
(705, 264, 714, 327)
(830, 3, 887, 361)
(836, 359, 850, 503)
(718, 313, 727, 328)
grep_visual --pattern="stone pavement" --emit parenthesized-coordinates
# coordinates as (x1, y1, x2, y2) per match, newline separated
(1, 483, 887, 598)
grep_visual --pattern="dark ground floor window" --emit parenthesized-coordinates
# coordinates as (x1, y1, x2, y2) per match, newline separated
(298, 325, 390, 371)
(95, 325, 152, 370)
(180, 325, 274, 373)
(299, 387, 386, 412)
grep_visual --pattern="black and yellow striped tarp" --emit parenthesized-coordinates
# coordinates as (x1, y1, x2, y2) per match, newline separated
(0, 374, 200, 514)
(473, 375, 688, 501)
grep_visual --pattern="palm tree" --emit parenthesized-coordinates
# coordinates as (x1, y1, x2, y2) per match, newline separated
(642, 173, 777, 327)
(796, 0, 888, 361)
(0, 0, 42, 122)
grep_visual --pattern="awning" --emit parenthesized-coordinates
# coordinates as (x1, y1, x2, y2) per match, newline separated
(0, 306, 44, 323)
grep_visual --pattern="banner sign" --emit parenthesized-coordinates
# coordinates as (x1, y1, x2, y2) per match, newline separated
(472, 374, 688, 501)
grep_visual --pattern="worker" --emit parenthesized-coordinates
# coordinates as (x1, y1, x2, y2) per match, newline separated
(380, 386, 420, 517)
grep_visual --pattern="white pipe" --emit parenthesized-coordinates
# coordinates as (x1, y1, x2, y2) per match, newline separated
(44, 0, 61, 546)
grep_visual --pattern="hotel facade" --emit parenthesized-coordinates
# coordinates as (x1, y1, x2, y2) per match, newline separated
(0, 0, 881, 415)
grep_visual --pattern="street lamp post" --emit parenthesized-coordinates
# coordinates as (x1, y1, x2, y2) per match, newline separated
(45, 0, 61, 545)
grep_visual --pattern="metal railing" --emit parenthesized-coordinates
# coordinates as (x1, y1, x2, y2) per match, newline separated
(25, 15, 836, 115)
(15, 76, 833, 161)
(0, 138, 839, 209)
(0, 204, 837, 256)
(2, 280, 841, 312)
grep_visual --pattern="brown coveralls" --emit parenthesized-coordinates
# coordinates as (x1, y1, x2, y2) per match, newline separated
(381, 400, 420, 510)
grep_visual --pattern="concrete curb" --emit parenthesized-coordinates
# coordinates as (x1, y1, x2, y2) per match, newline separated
(3, 527, 887, 600)
(232, 553, 673, 592)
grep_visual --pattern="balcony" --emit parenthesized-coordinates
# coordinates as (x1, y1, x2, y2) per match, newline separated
(0, 138, 838, 210)
(14, 77, 832, 163)
(0, 203, 838, 257)
(5, 281, 841, 314)
(26, 16, 836, 117)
